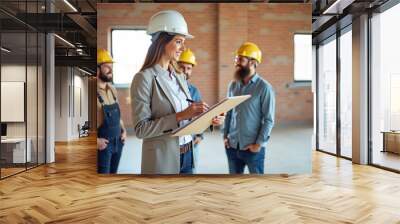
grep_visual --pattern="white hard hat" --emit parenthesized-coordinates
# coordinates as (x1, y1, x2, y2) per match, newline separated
(147, 10, 194, 39)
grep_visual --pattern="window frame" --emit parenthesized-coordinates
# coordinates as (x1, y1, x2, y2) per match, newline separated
(315, 24, 353, 161)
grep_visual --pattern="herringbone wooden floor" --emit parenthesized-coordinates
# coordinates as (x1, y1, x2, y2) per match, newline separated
(1, 135, 400, 224)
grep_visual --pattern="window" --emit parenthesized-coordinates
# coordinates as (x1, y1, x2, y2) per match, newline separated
(294, 34, 312, 81)
(111, 30, 152, 86)
(371, 3, 400, 171)
(391, 75, 400, 130)
(339, 28, 352, 158)
(0, 2, 46, 179)
(317, 36, 337, 155)
(315, 27, 352, 159)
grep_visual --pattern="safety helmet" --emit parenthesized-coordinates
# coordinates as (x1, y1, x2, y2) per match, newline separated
(235, 42, 262, 64)
(178, 48, 196, 66)
(147, 10, 194, 39)
(97, 49, 114, 65)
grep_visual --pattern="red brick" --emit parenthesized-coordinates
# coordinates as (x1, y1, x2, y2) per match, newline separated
(97, 3, 313, 130)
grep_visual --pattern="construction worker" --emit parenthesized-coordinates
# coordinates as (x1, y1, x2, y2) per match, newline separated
(97, 49, 126, 174)
(131, 10, 220, 174)
(223, 42, 275, 174)
(178, 48, 203, 173)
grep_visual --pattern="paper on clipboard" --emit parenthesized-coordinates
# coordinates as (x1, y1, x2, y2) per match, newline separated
(171, 95, 251, 137)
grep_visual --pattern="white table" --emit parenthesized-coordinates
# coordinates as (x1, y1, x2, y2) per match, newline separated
(1, 138, 31, 163)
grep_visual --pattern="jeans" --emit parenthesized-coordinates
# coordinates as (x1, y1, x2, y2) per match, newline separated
(225, 146, 265, 174)
(97, 137, 123, 174)
(180, 148, 193, 174)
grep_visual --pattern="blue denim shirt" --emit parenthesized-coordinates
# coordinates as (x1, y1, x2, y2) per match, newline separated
(188, 83, 202, 103)
(223, 74, 275, 150)
(188, 82, 204, 140)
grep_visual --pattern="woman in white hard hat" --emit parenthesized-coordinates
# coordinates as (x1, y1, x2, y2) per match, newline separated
(130, 10, 210, 174)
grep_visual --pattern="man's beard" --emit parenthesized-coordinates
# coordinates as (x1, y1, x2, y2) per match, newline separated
(234, 65, 251, 81)
(99, 71, 112, 82)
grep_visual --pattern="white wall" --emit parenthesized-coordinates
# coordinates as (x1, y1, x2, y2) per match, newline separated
(55, 66, 69, 141)
(54, 67, 89, 141)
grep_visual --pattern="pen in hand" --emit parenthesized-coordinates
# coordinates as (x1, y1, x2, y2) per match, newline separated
(186, 99, 213, 131)
(186, 99, 210, 110)
(186, 98, 195, 103)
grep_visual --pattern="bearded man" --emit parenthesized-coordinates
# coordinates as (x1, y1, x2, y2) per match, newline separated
(96, 49, 126, 174)
(223, 42, 275, 174)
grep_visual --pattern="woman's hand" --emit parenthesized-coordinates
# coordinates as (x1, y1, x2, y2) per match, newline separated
(176, 101, 209, 121)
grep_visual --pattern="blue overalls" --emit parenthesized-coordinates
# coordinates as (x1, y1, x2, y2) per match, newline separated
(97, 92, 124, 174)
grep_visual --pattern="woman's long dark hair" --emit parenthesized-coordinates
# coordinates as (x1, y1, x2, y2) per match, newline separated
(140, 32, 181, 73)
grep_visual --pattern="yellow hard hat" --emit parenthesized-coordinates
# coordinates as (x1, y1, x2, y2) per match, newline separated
(97, 49, 114, 65)
(178, 48, 196, 66)
(235, 42, 262, 63)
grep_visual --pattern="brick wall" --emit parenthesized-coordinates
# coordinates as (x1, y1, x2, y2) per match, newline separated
(97, 3, 313, 130)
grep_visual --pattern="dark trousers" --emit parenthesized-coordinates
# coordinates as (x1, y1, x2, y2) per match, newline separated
(97, 137, 123, 174)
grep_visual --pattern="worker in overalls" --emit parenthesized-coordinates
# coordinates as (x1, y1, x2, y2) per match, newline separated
(177, 48, 203, 173)
(97, 49, 126, 174)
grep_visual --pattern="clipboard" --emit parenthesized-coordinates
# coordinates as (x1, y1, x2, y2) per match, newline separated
(171, 95, 251, 136)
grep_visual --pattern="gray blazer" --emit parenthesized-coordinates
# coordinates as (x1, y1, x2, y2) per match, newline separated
(131, 64, 192, 174)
